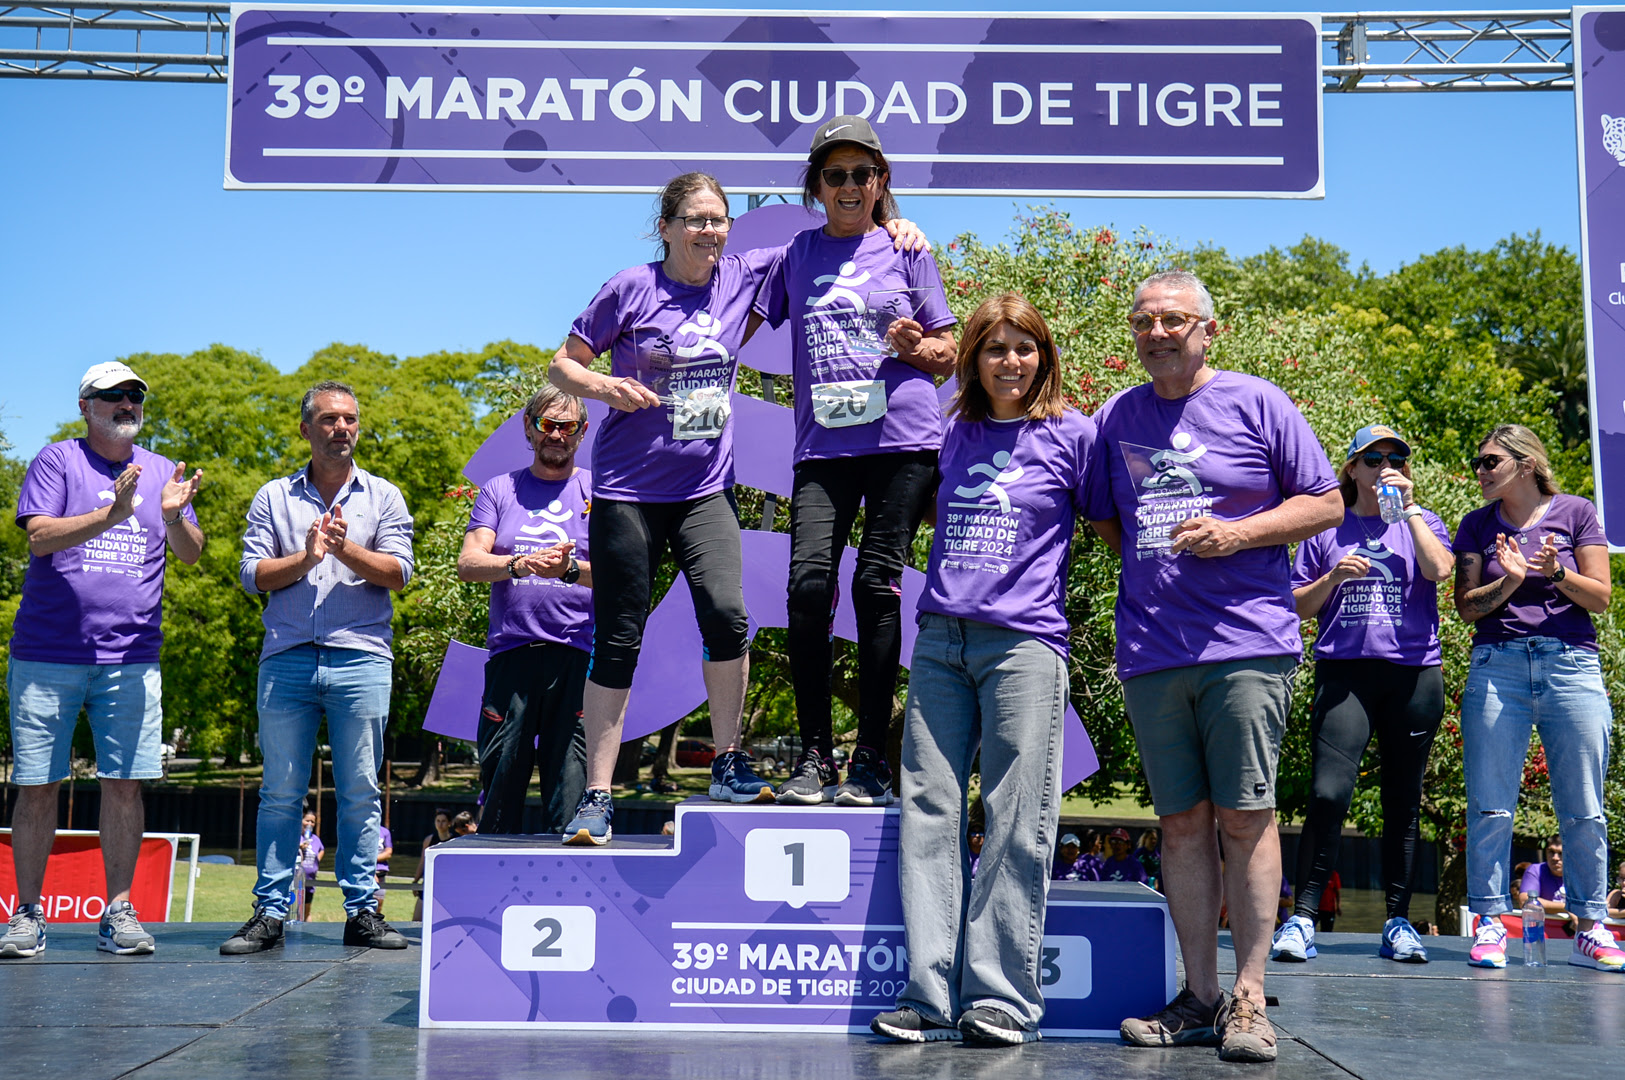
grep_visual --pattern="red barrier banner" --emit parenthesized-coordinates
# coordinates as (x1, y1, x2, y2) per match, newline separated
(0, 832, 177, 923)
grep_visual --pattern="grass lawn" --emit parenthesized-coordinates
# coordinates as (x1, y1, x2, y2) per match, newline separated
(166, 859, 409, 924)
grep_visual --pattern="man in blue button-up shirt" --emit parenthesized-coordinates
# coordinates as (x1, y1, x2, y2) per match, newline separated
(222, 380, 415, 955)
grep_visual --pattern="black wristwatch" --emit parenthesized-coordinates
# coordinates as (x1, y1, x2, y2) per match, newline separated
(506, 554, 524, 579)
(1550, 565, 1567, 584)
(562, 557, 581, 585)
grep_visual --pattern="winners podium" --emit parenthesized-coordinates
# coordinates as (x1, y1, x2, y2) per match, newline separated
(419, 799, 1174, 1036)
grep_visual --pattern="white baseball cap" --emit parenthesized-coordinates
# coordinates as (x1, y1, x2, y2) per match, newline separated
(79, 361, 148, 399)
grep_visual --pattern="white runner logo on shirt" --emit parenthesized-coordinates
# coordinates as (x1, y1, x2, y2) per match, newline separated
(673, 311, 731, 363)
(940, 450, 1022, 574)
(97, 488, 145, 532)
(1358, 539, 1399, 583)
(807, 261, 872, 313)
(519, 500, 573, 546)
(1135, 432, 1209, 498)
(85, 488, 148, 576)
(950, 451, 1024, 515)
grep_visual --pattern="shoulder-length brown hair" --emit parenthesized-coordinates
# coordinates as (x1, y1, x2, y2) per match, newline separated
(950, 293, 1067, 423)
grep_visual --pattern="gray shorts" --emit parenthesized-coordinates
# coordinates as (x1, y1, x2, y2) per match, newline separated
(1121, 655, 1296, 816)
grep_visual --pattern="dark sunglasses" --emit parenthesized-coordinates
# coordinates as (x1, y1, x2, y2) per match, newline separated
(1470, 453, 1513, 472)
(532, 416, 586, 437)
(820, 166, 881, 188)
(1358, 452, 1409, 468)
(87, 388, 146, 404)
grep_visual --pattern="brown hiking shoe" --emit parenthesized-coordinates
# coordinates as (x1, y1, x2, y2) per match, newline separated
(1217, 989, 1278, 1063)
(1120, 986, 1225, 1047)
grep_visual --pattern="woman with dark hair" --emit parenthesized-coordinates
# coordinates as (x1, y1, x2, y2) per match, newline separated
(755, 117, 957, 808)
(1276, 424, 1453, 965)
(870, 294, 1096, 1045)
(549, 172, 926, 844)
(1452, 424, 1621, 972)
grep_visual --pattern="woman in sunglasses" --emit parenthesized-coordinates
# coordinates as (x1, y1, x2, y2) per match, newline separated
(754, 116, 958, 808)
(1452, 424, 1621, 972)
(548, 172, 926, 841)
(1280, 426, 1453, 966)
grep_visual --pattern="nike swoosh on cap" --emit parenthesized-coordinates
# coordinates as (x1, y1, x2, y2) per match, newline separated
(823, 124, 852, 137)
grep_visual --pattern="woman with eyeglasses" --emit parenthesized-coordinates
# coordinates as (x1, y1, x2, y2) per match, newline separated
(754, 117, 958, 809)
(548, 172, 926, 843)
(1276, 426, 1453, 966)
(1452, 424, 1621, 972)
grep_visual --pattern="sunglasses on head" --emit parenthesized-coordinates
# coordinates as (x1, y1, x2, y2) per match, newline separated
(532, 416, 586, 437)
(1127, 310, 1202, 334)
(87, 388, 146, 404)
(1357, 451, 1409, 468)
(1470, 453, 1514, 472)
(820, 166, 882, 188)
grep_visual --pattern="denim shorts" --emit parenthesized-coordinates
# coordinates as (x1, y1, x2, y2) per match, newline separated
(7, 658, 163, 784)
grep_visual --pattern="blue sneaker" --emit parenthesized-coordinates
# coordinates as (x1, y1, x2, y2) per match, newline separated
(1270, 914, 1316, 962)
(709, 750, 775, 803)
(1380, 916, 1429, 963)
(562, 788, 613, 845)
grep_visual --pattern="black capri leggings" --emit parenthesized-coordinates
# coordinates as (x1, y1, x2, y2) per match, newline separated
(586, 491, 748, 690)
(1293, 658, 1444, 922)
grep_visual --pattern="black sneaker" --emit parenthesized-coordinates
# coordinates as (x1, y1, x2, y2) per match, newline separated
(834, 745, 893, 806)
(871, 1005, 962, 1042)
(344, 908, 409, 950)
(959, 1005, 1041, 1045)
(220, 909, 284, 955)
(776, 749, 838, 804)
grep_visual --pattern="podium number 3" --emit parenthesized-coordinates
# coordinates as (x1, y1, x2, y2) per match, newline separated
(532, 917, 564, 958)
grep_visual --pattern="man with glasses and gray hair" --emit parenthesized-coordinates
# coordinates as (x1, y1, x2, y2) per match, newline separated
(222, 379, 414, 955)
(2, 362, 203, 960)
(1084, 271, 1342, 1062)
(456, 385, 594, 835)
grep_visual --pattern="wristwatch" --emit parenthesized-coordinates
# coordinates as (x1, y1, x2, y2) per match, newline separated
(506, 554, 524, 579)
(562, 557, 581, 585)
(1550, 565, 1567, 584)
(1401, 506, 1424, 522)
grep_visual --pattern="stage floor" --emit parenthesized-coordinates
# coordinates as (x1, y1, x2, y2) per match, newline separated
(4, 923, 1621, 1079)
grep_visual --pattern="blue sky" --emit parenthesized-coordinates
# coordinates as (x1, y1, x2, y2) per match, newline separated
(0, 2, 1586, 457)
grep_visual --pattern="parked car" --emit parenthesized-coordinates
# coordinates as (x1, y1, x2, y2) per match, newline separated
(748, 736, 849, 774)
(674, 738, 716, 768)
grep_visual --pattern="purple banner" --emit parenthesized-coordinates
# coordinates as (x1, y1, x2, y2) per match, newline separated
(226, 6, 1323, 197)
(1576, 8, 1625, 549)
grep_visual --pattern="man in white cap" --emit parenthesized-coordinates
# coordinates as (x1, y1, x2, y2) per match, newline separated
(2, 362, 204, 959)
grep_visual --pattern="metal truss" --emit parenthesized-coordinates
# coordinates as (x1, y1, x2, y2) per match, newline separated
(0, 5, 1583, 90)
(0, 2, 230, 81)
(1322, 10, 1575, 91)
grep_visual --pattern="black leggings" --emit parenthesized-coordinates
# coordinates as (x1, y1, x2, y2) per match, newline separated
(586, 491, 748, 690)
(1294, 659, 1444, 922)
(478, 643, 587, 834)
(787, 450, 937, 754)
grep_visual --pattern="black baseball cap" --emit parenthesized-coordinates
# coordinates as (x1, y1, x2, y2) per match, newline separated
(808, 115, 883, 159)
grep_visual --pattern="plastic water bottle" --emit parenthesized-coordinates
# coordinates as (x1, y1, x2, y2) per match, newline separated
(1521, 893, 1547, 967)
(1377, 483, 1405, 524)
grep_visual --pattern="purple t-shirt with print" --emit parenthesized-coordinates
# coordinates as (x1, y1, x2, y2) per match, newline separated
(754, 227, 955, 464)
(920, 411, 1097, 657)
(1099, 855, 1149, 884)
(1451, 494, 1606, 650)
(468, 467, 594, 655)
(1521, 862, 1565, 903)
(1292, 508, 1450, 666)
(570, 251, 776, 503)
(1083, 371, 1339, 680)
(11, 439, 200, 664)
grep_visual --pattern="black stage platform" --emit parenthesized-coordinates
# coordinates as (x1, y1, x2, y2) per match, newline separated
(5, 924, 1622, 1078)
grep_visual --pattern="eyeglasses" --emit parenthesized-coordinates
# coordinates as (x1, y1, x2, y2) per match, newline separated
(87, 388, 146, 404)
(1470, 453, 1514, 472)
(670, 215, 732, 233)
(532, 416, 586, 437)
(1127, 310, 1203, 335)
(820, 166, 882, 188)
(1358, 452, 1409, 468)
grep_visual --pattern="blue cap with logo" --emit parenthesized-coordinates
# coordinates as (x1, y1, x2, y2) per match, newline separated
(1345, 424, 1411, 460)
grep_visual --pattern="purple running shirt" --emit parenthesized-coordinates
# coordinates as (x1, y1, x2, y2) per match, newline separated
(1451, 493, 1606, 650)
(467, 467, 594, 655)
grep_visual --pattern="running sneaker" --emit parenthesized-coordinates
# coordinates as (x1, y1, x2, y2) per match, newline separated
(1271, 913, 1317, 962)
(220, 908, 284, 955)
(1568, 926, 1625, 971)
(563, 788, 614, 845)
(959, 1005, 1041, 1045)
(1468, 913, 1508, 968)
(1217, 989, 1278, 1063)
(1119, 986, 1225, 1047)
(870, 1005, 962, 1042)
(1379, 916, 1429, 963)
(0, 903, 47, 959)
(709, 750, 775, 804)
(343, 908, 409, 950)
(834, 745, 894, 807)
(97, 900, 156, 955)
(776, 749, 838, 804)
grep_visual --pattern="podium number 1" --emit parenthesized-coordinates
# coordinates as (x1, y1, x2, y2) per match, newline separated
(500, 906, 596, 971)
(744, 829, 850, 908)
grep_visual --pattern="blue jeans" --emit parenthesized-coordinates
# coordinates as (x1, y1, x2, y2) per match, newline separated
(1461, 638, 1612, 921)
(254, 645, 391, 919)
(896, 614, 1067, 1029)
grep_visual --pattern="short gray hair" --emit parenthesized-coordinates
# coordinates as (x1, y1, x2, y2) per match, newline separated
(300, 380, 358, 424)
(1133, 270, 1215, 320)
(524, 384, 587, 430)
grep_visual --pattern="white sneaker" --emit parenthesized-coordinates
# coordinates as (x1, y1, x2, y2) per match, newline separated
(1271, 914, 1316, 961)
(1380, 916, 1429, 963)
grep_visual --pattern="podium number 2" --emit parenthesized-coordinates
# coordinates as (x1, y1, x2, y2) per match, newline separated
(500, 906, 596, 972)
(744, 829, 851, 908)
